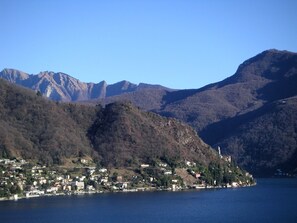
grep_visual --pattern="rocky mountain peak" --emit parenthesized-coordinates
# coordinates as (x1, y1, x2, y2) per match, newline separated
(0, 69, 170, 101)
(1, 68, 29, 83)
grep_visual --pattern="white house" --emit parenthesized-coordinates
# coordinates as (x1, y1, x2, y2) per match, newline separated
(140, 164, 150, 168)
(72, 181, 85, 190)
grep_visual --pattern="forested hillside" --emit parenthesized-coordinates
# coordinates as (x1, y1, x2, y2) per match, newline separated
(0, 79, 226, 171)
(91, 49, 297, 176)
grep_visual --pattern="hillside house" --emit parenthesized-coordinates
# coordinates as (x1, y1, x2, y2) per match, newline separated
(72, 181, 85, 191)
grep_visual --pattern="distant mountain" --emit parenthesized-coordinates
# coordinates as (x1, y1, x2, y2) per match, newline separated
(155, 50, 297, 129)
(93, 49, 297, 176)
(0, 69, 173, 102)
(96, 88, 168, 111)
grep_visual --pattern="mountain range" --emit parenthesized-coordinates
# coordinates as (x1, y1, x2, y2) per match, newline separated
(0, 69, 172, 102)
(1, 49, 297, 176)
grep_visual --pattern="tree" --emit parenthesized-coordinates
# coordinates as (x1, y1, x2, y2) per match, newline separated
(36, 91, 42, 97)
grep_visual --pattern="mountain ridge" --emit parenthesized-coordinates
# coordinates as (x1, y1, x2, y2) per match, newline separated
(0, 68, 173, 102)
(91, 49, 297, 175)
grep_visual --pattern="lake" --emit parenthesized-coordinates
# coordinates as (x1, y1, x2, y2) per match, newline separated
(1, 178, 297, 223)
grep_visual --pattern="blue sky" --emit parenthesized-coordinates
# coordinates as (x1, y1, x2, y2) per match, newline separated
(1, 0, 297, 89)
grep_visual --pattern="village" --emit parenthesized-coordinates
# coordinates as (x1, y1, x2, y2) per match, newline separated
(0, 155, 254, 201)
(0, 158, 182, 201)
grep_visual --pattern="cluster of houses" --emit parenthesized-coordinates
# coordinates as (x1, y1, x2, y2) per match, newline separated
(0, 156, 254, 201)
(0, 158, 121, 200)
(0, 158, 187, 200)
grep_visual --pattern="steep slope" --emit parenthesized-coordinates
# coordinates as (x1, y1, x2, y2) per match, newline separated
(0, 79, 241, 178)
(98, 50, 297, 131)
(0, 78, 99, 164)
(159, 49, 297, 175)
(0, 69, 172, 102)
(0, 69, 106, 101)
(92, 49, 297, 176)
(200, 97, 297, 176)
(159, 49, 297, 131)
(88, 102, 217, 168)
(0, 68, 29, 83)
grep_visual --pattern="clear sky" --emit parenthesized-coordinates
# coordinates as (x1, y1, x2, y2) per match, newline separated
(1, 0, 297, 89)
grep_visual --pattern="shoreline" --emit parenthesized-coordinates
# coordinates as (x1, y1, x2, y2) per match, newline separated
(0, 182, 256, 202)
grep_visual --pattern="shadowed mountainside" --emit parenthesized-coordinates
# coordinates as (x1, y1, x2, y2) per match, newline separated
(158, 50, 297, 131)
(200, 97, 297, 176)
(91, 49, 297, 175)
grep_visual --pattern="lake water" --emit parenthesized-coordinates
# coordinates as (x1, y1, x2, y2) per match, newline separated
(1, 178, 297, 223)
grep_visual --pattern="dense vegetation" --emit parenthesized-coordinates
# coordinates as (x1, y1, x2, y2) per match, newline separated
(0, 78, 246, 184)
(200, 97, 297, 176)
(94, 50, 297, 176)
(0, 78, 99, 164)
(88, 102, 218, 168)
